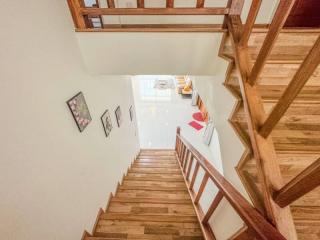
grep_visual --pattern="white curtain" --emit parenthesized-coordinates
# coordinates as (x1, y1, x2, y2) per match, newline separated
(203, 120, 214, 146)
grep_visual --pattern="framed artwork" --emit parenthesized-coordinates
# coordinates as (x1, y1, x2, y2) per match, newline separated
(129, 105, 134, 122)
(101, 110, 113, 137)
(67, 92, 92, 132)
(115, 106, 122, 127)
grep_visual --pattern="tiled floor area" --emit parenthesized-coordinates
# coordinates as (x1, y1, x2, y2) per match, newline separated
(132, 75, 210, 152)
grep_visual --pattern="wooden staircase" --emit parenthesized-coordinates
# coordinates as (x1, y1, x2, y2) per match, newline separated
(83, 149, 204, 240)
(220, 14, 320, 240)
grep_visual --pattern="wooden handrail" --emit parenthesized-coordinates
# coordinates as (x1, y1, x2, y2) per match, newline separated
(259, 35, 320, 138)
(274, 158, 320, 208)
(175, 127, 286, 240)
(239, 0, 261, 46)
(80, 7, 230, 16)
(247, 0, 296, 85)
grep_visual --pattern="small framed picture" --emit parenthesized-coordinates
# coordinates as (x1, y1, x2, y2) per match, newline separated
(101, 110, 112, 137)
(67, 92, 92, 132)
(129, 105, 134, 122)
(115, 106, 122, 127)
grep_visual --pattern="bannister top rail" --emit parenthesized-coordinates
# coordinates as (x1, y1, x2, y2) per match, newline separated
(80, 7, 230, 16)
(176, 128, 286, 240)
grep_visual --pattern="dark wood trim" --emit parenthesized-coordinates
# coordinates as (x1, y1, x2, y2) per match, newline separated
(259, 35, 320, 138)
(80, 7, 230, 16)
(274, 158, 320, 207)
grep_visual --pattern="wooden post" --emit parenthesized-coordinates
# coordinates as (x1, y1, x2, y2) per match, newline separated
(196, 0, 205, 8)
(137, 0, 144, 8)
(166, 0, 174, 8)
(274, 158, 320, 208)
(67, 0, 87, 29)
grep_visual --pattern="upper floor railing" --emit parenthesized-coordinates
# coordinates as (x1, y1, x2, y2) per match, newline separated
(175, 127, 286, 240)
(67, 0, 243, 32)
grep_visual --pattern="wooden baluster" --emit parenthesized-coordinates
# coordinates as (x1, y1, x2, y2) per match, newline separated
(67, 0, 87, 29)
(202, 190, 224, 223)
(196, 0, 205, 8)
(183, 152, 191, 173)
(179, 143, 184, 161)
(274, 158, 320, 208)
(248, 0, 296, 85)
(182, 148, 189, 167)
(189, 162, 200, 190)
(107, 0, 115, 8)
(166, 0, 174, 8)
(137, 0, 144, 8)
(259, 35, 320, 138)
(239, 0, 262, 46)
(194, 173, 209, 203)
(186, 156, 194, 181)
(180, 145, 186, 165)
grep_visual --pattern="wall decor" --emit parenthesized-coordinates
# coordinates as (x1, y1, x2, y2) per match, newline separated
(101, 109, 112, 137)
(115, 106, 122, 127)
(129, 105, 134, 122)
(67, 92, 92, 132)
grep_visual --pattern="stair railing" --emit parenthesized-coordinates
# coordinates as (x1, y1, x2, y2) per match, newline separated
(229, 0, 320, 211)
(175, 127, 286, 240)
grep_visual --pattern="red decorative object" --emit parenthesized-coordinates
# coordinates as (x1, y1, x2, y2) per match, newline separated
(188, 121, 204, 131)
(192, 112, 204, 122)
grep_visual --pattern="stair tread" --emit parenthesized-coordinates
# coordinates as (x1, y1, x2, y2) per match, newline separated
(83, 149, 204, 240)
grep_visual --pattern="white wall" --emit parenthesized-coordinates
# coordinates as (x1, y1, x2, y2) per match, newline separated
(0, 1, 139, 240)
(76, 32, 223, 75)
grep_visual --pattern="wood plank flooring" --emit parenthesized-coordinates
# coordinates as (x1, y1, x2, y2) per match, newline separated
(85, 150, 204, 240)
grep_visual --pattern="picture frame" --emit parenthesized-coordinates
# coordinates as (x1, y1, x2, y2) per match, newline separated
(115, 106, 122, 127)
(101, 109, 113, 137)
(67, 92, 92, 132)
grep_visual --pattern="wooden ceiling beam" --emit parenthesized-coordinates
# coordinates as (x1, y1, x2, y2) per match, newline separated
(80, 7, 229, 16)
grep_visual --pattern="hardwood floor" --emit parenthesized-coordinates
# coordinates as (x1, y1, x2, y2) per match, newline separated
(222, 29, 320, 240)
(85, 150, 204, 240)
